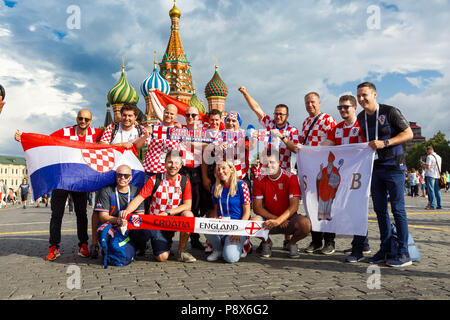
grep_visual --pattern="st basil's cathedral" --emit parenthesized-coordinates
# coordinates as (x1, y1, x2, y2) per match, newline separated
(104, 0, 229, 127)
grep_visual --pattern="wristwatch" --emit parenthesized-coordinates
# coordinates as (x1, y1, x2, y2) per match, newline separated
(384, 139, 390, 148)
(166, 209, 172, 216)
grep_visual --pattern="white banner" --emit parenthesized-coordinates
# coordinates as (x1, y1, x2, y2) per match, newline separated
(194, 218, 269, 240)
(296, 143, 374, 236)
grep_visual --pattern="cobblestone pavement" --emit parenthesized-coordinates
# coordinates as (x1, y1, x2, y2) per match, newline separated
(0, 192, 449, 301)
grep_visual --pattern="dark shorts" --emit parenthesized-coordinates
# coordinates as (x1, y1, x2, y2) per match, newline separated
(268, 214, 302, 235)
(21, 193, 28, 202)
(128, 229, 174, 257)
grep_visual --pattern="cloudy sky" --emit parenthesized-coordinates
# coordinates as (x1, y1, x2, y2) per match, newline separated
(1, 0, 449, 156)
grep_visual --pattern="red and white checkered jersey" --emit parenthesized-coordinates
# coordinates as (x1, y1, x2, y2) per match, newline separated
(142, 124, 181, 173)
(326, 120, 367, 145)
(50, 125, 103, 143)
(252, 169, 301, 217)
(179, 125, 203, 168)
(215, 133, 250, 180)
(259, 115, 299, 171)
(300, 113, 336, 146)
(139, 173, 192, 215)
(100, 123, 146, 145)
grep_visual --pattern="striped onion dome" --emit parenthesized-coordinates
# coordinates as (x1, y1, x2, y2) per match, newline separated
(141, 65, 170, 97)
(205, 65, 228, 98)
(189, 91, 206, 114)
(107, 65, 139, 105)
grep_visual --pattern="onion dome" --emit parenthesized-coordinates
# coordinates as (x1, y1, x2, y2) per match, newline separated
(205, 65, 228, 98)
(189, 91, 206, 114)
(107, 60, 139, 105)
(141, 52, 170, 97)
(169, 0, 181, 18)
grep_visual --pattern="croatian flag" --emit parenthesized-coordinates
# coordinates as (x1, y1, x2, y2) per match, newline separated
(21, 133, 145, 200)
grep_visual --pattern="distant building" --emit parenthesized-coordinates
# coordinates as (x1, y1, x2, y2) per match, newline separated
(405, 122, 426, 153)
(0, 155, 28, 190)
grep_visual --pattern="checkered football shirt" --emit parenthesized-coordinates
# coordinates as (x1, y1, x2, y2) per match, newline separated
(142, 124, 181, 173)
(180, 125, 204, 168)
(259, 115, 299, 171)
(326, 119, 366, 145)
(50, 125, 103, 143)
(300, 113, 336, 146)
(139, 173, 192, 215)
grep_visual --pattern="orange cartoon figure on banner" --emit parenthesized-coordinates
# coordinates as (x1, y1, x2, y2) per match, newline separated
(316, 152, 342, 221)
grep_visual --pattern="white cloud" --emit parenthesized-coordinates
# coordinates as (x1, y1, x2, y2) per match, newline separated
(0, 53, 87, 155)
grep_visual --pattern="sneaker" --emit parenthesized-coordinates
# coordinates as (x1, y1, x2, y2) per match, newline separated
(207, 250, 222, 262)
(46, 246, 60, 261)
(288, 243, 300, 259)
(90, 244, 99, 259)
(78, 243, 90, 257)
(23, 205, 26, 209)
(346, 252, 364, 263)
(345, 246, 371, 254)
(320, 242, 335, 255)
(304, 242, 323, 253)
(386, 253, 412, 268)
(204, 240, 213, 253)
(177, 251, 196, 263)
(190, 238, 205, 250)
(260, 241, 272, 258)
(368, 250, 387, 264)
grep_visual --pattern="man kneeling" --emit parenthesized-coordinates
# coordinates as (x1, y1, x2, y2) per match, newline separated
(252, 150, 311, 258)
(119, 150, 196, 263)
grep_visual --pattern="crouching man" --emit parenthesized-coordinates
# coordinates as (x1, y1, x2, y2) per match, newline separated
(252, 150, 311, 258)
(119, 150, 197, 263)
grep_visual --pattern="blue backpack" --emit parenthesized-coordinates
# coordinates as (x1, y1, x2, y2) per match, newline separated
(98, 223, 136, 269)
(389, 224, 420, 262)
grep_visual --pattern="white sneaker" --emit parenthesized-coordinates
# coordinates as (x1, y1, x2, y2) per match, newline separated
(207, 250, 222, 262)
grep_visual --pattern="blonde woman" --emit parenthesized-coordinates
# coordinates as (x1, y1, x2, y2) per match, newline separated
(206, 161, 251, 263)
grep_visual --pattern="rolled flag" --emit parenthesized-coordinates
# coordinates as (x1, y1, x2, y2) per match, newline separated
(126, 214, 269, 240)
(20, 133, 145, 200)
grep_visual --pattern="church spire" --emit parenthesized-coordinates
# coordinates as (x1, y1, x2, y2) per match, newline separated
(160, 0, 194, 104)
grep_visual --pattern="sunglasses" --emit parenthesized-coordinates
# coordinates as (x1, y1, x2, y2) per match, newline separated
(77, 117, 91, 122)
(337, 105, 352, 111)
(185, 113, 198, 118)
(273, 113, 287, 116)
(116, 173, 131, 179)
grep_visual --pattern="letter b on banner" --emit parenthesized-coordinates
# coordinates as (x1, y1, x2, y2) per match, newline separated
(350, 173, 362, 190)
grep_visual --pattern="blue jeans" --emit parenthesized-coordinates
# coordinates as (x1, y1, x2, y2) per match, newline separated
(205, 234, 246, 263)
(425, 176, 442, 209)
(371, 167, 409, 256)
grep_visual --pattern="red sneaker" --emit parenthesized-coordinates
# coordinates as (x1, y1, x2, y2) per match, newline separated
(46, 246, 60, 261)
(78, 243, 90, 257)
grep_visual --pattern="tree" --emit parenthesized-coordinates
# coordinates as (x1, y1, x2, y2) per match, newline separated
(406, 131, 449, 171)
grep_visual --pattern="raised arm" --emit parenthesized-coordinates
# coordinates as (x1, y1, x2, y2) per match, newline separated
(238, 86, 265, 121)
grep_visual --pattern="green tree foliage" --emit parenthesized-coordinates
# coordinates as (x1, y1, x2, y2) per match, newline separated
(406, 131, 449, 171)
